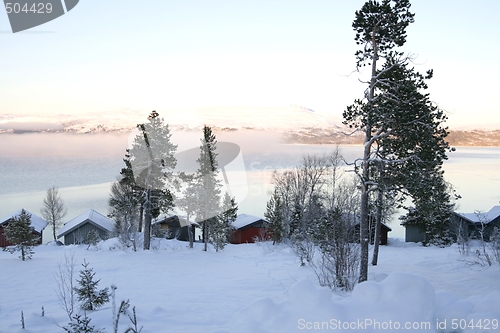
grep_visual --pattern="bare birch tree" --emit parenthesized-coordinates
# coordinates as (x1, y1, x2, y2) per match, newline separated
(41, 186, 67, 241)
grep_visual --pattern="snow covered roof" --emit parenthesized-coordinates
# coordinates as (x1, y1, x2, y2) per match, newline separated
(381, 222, 392, 231)
(458, 206, 500, 224)
(0, 209, 48, 233)
(58, 209, 114, 238)
(231, 214, 268, 230)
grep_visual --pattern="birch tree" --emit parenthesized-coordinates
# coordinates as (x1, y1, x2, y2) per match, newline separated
(41, 186, 67, 241)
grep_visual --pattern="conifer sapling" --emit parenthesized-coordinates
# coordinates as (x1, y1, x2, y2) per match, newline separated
(74, 260, 110, 311)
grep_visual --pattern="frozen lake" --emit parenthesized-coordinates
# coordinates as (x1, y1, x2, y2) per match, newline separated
(1, 132, 499, 242)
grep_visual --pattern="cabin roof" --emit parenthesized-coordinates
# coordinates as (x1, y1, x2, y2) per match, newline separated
(381, 222, 392, 231)
(58, 209, 114, 238)
(153, 215, 199, 227)
(0, 209, 48, 233)
(457, 206, 500, 224)
(231, 214, 267, 230)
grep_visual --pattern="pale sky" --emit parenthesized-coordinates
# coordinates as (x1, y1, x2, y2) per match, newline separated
(1, 0, 499, 129)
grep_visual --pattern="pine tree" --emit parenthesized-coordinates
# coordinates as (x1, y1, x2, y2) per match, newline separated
(128, 111, 177, 250)
(108, 178, 140, 249)
(176, 173, 200, 248)
(195, 125, 222, 251)
(264, 190, 284, 244)
(344, 0, 451, 282)
(220, 192, 238, 245)
(74, 260, 110, 311)
(41, 186, 67, 241)
(401, 172, 454, 246)
(3, 209, 38, 261)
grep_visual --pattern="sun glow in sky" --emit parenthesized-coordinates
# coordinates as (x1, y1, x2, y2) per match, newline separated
(1, 0, 499, 129)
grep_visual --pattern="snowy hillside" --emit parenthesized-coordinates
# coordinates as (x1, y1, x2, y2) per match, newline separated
(0, 239, 499, 332)
(0, 105, 345, 135)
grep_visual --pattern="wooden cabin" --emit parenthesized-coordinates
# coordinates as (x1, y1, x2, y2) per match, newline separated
(57, 209, 114, 245)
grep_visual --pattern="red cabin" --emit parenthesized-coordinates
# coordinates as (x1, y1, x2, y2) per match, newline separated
(230, 214, 270, 244)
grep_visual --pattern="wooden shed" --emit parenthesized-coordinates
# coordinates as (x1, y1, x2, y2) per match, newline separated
(402, 206, 500, 243)
(230, 214, 270, 244)
(153, 215, 197, 241)
(451, 206, 500, 241)
(57, 209, 114, 245)
(354, 220, 392, 245)
(0, 209, 48, 247)
(377, 222, 392, 245)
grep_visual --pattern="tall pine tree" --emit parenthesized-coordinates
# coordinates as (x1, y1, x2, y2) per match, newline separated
(195, 125, 222, 252)
(127, 111, 177, 250)
(344, 0, 451, 282)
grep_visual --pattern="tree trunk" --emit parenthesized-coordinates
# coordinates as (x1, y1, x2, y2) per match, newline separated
(138, 203, 144, 233)
(359, 172, 370, 282)
(371, 189, 383, 266)
(143, 189, 151, 250)
(203, 221, 207, 251)
(203, 182, 208, 252)
(359, 26, 379, 283)
(187, 212, 194, 249)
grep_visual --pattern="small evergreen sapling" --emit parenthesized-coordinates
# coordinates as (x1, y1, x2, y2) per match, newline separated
(86, 230, 100, 250)
(74, 260, 110, 311)
(63, 314, 103, 333)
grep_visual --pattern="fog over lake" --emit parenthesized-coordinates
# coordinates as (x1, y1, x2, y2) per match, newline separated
(1, 132, 499, 242)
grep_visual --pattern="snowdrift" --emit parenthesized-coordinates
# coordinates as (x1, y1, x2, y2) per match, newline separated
(228, 272, 500, 333)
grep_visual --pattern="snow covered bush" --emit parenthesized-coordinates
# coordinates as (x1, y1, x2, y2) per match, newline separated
(86, 230, 101, 250)
(311, 208, 360, 291)
(490, 227, 500, 265)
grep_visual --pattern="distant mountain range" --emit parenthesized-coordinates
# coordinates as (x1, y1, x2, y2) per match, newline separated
(1, 107, 498, 146)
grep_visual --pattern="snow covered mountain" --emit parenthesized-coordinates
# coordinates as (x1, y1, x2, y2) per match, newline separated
(2, 107, 498, 146)
(0, 105, 345, 134)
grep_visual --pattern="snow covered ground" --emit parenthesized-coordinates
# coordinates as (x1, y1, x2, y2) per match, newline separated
(1, 239, 499, 333)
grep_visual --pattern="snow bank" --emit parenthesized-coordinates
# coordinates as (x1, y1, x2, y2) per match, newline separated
(226, 272, 500, 333)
